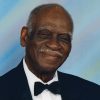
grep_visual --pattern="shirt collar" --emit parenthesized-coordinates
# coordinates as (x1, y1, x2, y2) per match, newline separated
(23, 58, 61, 100)
(23, 58, 59, 85)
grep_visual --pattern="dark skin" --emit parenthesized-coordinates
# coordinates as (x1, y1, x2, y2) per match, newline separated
(20, 6, 73, 82)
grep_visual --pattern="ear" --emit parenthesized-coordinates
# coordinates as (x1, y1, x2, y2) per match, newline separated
(20, 26, 28, 47)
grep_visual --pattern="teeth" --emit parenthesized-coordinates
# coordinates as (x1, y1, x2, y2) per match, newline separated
(40, 49, 49, 52)
(46, 49, 49, 52)
(40, 48, 63, 57)
(40, 49, 43, 52)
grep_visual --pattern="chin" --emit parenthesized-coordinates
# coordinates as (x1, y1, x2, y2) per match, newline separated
(39, 63, 60, 73)
(41, 69, 56, 75)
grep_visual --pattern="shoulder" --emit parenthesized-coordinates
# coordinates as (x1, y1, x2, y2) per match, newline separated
(58, 71, 100, 99)
(0, 68, 20, 91)
(0, 66, 19, 98)
(0, 61, 22, 80)
(0, 61, 26, 97)
(0, 61, 24, 87)
(58, 71, 100, 89)
(0, 67, 18, 82)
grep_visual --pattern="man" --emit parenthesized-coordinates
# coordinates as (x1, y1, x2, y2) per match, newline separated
(0, 4, 100, 100)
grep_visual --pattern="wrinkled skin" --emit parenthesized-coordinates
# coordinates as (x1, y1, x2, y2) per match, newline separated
(20, 6, 73, 82)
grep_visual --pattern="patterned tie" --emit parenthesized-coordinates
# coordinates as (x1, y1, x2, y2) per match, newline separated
(34, 81, 60, 96)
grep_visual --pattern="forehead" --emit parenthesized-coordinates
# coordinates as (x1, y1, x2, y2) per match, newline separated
(34, 8, 73, 33)
(36, 23, 71, 34)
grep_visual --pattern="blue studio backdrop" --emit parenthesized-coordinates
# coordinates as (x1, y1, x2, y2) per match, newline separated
(0, 0, 100, 85)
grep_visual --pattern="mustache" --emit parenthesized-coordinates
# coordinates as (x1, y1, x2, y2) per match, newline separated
(39, 48, 63, 57)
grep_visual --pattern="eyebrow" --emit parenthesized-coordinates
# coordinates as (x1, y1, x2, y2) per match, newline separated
(37, 26, 73, 37)
(37, 26, 52, 31)
(62, 32, 72, 36)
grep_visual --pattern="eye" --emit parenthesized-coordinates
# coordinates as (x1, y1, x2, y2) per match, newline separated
(58, 34, 71, 44)
(36, 29, 51, 39)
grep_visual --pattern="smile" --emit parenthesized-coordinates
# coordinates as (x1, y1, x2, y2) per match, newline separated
(40, 48, 63, 57)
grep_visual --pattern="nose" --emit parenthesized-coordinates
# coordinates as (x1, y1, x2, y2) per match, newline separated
(46, 38, 61, 50)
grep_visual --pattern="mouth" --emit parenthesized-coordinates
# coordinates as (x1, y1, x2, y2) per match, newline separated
(39, 48, 63, 58)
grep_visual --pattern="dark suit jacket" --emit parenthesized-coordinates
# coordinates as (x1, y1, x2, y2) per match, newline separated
(0, 60, 100, 100)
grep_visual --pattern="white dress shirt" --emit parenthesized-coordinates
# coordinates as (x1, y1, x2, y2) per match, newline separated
(23, 59, 62, 100)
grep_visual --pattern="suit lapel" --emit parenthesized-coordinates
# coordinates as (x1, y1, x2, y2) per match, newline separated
(19, 77, 32, 100)
(15, 60, 33, 100)
(16, 61, 83, 100)
(20, 86, 32, 100)
(58, 71, 82, 100)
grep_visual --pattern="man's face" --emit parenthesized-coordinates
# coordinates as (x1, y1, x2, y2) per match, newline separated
(25, 9, 73, 73)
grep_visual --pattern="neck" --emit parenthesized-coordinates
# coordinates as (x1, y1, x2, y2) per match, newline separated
(25, 57, 55, 83)
(38, 72, 55, 83)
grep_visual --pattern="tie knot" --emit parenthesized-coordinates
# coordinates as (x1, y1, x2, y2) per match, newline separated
(45, 84, 49, 89)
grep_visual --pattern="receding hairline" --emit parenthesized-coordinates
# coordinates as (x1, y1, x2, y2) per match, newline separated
(27, 3, 74, 33)
(28, 3, 68, 17)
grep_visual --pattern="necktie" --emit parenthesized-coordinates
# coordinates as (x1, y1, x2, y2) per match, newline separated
(34, 81, 60, 96)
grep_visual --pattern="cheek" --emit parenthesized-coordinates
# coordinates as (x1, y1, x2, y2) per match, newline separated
(26, 41, 38, 60)
(29, 42, 43, 61)
(62, 44, 71, 57)
(26, 45, 35, 60)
